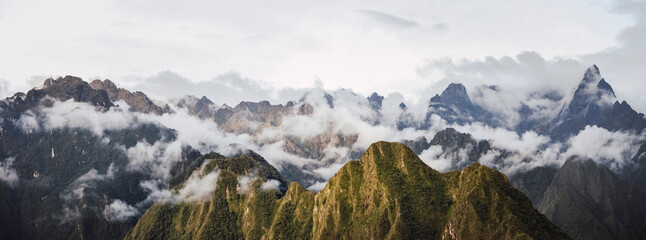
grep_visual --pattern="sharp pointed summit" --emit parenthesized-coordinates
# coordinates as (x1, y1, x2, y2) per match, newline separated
(567, 65, 616, 115)
(367, 92, 384, 111)
(423, 83, 503, 128)
(581, 64, 602, 84)
(431, 83, 473, 108)
(549, 65, 646, 140)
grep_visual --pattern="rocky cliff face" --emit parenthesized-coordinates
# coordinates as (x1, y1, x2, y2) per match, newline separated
(127, 142, 569, 240)
(538, 157, 646, 240)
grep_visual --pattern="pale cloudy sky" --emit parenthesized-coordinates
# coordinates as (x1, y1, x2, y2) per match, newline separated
(0, 0, 644, 111)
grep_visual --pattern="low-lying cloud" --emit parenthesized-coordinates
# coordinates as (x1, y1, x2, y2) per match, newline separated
(175, 169, 220, 202)
(0, 157, 19, 187)
(564, 125, 644, 171)
(104, 199, 139, 222)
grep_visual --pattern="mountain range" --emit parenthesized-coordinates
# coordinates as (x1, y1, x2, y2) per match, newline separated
(0, 65, 644, 239)
(126, 142, 569, 240)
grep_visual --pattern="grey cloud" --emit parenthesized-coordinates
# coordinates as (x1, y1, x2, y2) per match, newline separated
(431, 22, 449, 31)
(15, 98, 137, 136)
(444, 120, 644, 176)
(0, 157, 19, 187)
(261, 179, 281, 191)
(613, 0, 646, 20)
(470, 85, 523, 128)
(57, 162, 120, 223)
(576, 0, 646, 113)
(0, 78, 9, 98)
(25, 75, 51, 90)
(418, 51, 584, 98)
(122, 140, 182, 180)
(307, 181, 327, 192)
(237, 174, 255, 194)
(563, 125, 644, 171)
(135, 71, 276, 106)
(416, 51, 587, 127)
(356, 9, 419, 28)
(107, 21, 133, 26)
(104, 199, 139, 221)
(174, 168, 220, 202)
(77, 163, 116, 182)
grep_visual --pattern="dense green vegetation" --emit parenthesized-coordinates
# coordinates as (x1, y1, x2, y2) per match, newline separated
(127, 141, 569, 240)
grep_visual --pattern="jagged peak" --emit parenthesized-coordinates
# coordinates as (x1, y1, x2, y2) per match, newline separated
(368, 92, 382, 99)
(577, 65, 606, 89)
(197, 96, 214, 105)
(564, 65, 617, 116)
(431, 83, 473, 108)
(583, 64, 601, 83)
(23, 75, 113, 109)
(367, 92, 384, 111)
(43, 75, 85, 87)
(430, 128, 472, 143)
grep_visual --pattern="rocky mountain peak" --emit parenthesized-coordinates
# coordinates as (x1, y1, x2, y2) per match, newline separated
(359, 141, 425, 174)
(23, 75, 113, 109)
(196, 96, 214, 107)
(89, 78, 170, 115)
(428, 127, 484, 151)
(567, 65, 615, 114)
(423, 82, 489, 128)
(582, 64, 602, 84)
(367, 92, 384, 111)
(432, 83, 473, 108)
(547, 65, 646, 140)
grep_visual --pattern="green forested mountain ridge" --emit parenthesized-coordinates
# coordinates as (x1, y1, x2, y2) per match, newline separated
(127, 141, 569, 239)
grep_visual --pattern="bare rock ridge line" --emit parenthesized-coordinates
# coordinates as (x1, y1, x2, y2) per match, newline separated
(89, 79, 172, 115)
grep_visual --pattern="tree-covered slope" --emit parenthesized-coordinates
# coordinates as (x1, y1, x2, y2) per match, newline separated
(127, 141, 569, 240)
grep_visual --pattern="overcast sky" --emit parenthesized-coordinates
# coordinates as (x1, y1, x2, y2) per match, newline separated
(0, 0, 644, 112)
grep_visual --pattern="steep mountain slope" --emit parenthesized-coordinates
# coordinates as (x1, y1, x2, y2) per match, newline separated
(0, 125, 175, 239)
(627, 143, 646, 190)
(127, 142, 569, 239)
(0, 77, 191, 240)
(538, 157, 646, 240)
